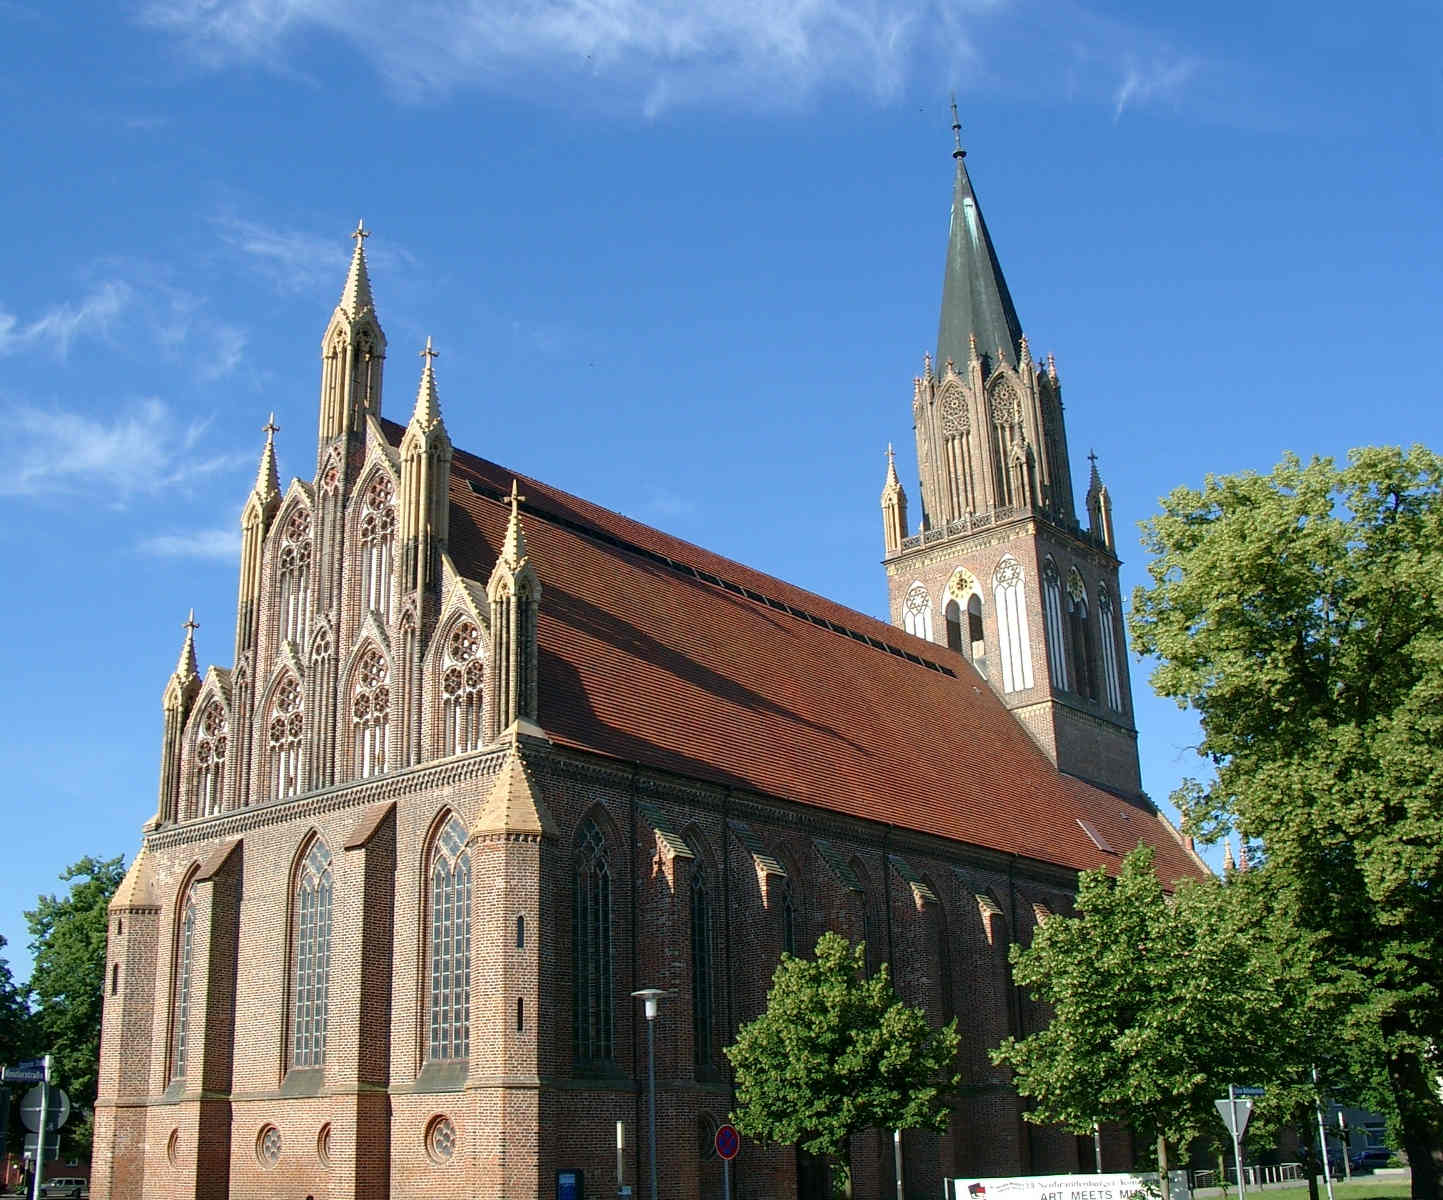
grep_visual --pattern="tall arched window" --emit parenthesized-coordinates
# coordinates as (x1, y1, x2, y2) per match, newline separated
(1097, 586, 1123, 711)
(574, 818, 613, 1066)
(268, 676, 303, 800)
(1041, 559, 1069, 690)
(292, 839, 333, 1068)
(193, 702, 227, 817)
(442, 622, 484, 756)
(781, 877, 797, 958)
(352, 649, 390, 779)
(903, 582, 933, 641)
(1066, 568, 1096, 700)
(993, 556, 1035, 693)
(428, 815, 471, 1062)
(944, 599, 964, 653)
(278, 507, 313, 647)
(358, 475, 395, 623)
(170, 882, 196, 1080)
(689, 854, 714, 1069)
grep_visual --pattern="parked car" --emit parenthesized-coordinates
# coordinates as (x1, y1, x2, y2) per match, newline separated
(37, 1178, 87, 1198)
(1349, 1147, 1398, 1172)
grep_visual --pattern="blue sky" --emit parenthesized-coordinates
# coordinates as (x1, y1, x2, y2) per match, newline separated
(1, 0, 1439, 984)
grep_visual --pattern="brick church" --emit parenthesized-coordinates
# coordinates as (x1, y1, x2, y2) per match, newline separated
(93, 118, 1202, 1200)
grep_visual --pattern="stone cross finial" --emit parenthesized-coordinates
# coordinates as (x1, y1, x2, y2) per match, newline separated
(508, 478, 527, 515)
(886, 443, 895, 464)
(263, 412, 279, 439)
(420, 336, 438, 363)
(183, 608, 199, 634)
(352, 218, 370, 245)
(1087, 449, 1098, 470)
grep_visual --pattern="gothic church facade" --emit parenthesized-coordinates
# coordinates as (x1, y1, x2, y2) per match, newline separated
(93, 132, 1200, 1200)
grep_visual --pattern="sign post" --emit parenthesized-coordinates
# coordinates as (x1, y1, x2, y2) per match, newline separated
(29, 1055, 51, 1200)
(715, 1122, 739, 1200)
(1214, 1086, 1254, 1200)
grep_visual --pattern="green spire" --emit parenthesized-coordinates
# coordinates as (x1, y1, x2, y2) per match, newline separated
(936, 107, 1024, 373)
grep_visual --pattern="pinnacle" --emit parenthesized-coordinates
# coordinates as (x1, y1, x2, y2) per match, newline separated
(176, 609, 200, 681)
(499, 478, 530, 566)
(883, 443, 902, 491)
(254, 412, 281, 501)
(340, 219, 376, 319)
(411, 337, 443, 429)
(1086, 448, 1104, 495)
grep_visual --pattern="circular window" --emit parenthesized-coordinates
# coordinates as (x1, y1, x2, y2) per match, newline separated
(317, 1122, 332, 1167)
(426, 1115, 456, 1164)
(256, 1124, 282, 1168)
(166, 1128, 179, 1167)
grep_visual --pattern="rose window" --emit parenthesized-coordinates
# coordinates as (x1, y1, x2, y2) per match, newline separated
(256, 1125, 282, 1168)
(426, 1115, 456, 1164)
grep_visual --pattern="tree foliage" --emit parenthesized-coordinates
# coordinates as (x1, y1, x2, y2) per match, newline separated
(26, 855, 126, 1156)
(726, 932, 959, 1161)
(1129, 446, 1443, 1198)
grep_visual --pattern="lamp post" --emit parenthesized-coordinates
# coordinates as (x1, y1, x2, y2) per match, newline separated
(632, 988, 673, 1200)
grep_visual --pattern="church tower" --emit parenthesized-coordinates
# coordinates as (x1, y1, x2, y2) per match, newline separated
(882, 109, 1142, 798)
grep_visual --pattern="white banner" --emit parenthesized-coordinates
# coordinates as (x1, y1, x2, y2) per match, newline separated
(947, 1172, 1190, 1200)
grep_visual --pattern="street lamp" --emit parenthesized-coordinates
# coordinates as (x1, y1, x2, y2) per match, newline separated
(632, 988, 673, 1200)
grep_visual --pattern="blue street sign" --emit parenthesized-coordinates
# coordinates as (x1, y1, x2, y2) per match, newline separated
(2, 1069, 44, 1085)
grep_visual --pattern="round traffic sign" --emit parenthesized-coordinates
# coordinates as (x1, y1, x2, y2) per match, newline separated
(715, 1123, 739, 1161)
(20, 1085, 70, 1133)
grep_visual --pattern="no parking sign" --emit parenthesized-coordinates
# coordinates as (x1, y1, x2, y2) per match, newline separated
(714, 1123, 739, 1161)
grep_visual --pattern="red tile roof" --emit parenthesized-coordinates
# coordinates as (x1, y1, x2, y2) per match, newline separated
(401, 422, 1202, 886)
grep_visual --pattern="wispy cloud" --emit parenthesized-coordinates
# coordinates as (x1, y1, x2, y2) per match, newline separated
(214, 213, 418, 296)
(0, 282, 133, 358)
(0, 399, 249, 501)
(138, 527, 242, 560)
(1113, 56, 1198, 119)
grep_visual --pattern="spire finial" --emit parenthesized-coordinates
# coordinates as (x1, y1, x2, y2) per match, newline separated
(508, 477, 527, 517)
(352, 218, 370, 246)
(253, 412, 281, 500)
(950, 95, 966, 160)
(1087, 448, 1098, 470)
(175, 609, 200, 680)
(340, 221, 376, 318)
(263, 412, 279, 440)
(420, 335, 438, 363)
(183, 608, 199, 634)
(498, 478, 531, 567)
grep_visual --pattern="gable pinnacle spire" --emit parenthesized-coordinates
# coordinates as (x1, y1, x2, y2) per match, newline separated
(500, 479, 531, 566)
(936, 107, 1024, 373)
(254, 412, 280, 501)
(176, 609, 199, 680)
(340, 218, 376, 318)
(412, 337, 442, 428)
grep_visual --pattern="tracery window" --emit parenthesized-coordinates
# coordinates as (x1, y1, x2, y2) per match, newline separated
(193, 702, 228, 817)
(170, 883, 196, 1079)
(689, 857, 715, 1068)
(993, 556, 1035, 693)
(902, 581, 933, 641)
(442, 622, 484, 756)
(278, 507, 313, 648)
(352, 649, 390, 779)
(1066, 568, 1097, 701)
(1041, 559, 1069, 691)
(428, 816, 471, 1062)
(574, 818, 613, 1066)
(1097, 585, 1123, 711)
(292, 839, 333, 1068)
(269, 676, 303, 800)
(358, 475, 395, 622)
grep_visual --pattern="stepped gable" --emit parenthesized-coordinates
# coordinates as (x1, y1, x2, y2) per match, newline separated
(380, 419, 1199, 885)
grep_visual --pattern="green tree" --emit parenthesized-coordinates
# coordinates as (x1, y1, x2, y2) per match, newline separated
(993, 848, 1315, 1184)
(26, 855, 126, 1158)
(726, 932, 959, 1186)
(1130, 447, 1443, 1199)
(0, 935, 36, 1158)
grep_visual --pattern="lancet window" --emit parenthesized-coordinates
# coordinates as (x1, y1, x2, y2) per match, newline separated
(292, 839, 333, 1068)
(781, 877, 797, 958)
(428, 815, 471, 1062)
(278, 507, 313, 647)
(1066, 568, 1096, 701)
(689, 854, 715, 1068)
(193, 702, 228, 817)
(170, 883, 196, 1080)
(1097, 586, 1123, 711)
(269, 676, 304, 800)
(1041, 559, 1068, 690)
(903, 582, 933, 641)
(993, 556, 1035, 693)
(574, 818, 614, 1066)
(358, 475, 395, 622)
(352, 649, 390, 779)
(442, 621, 485, 756)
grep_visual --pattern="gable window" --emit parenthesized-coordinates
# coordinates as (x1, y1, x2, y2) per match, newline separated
(903, 582, 933, 641)
(292, 839, 333, 1068)
(268, 676, 303, 800)
(352, 649, 390, 779)
(574, 818, 614, 1066)
(193, 702, 227, 817)
(993, 556, 1035, 693)
(278, 508, 313, 647)
(1097, 586, 1123, 711)
(1041, 559, 1068, 690)
(428, 816, 471, 1062)
(358, 475, 395, 623)
(442, 622, 484, 755)
(170, 883, 196, 1080)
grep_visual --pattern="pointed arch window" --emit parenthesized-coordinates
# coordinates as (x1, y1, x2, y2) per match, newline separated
(442, 622, 485, 756)
(268, 676, 303, 800)
(574, 818, 614, 1066)
(780, 877, 797, 958)
(1041, 559, 1068, 690)
(903, 582, 933, 641)
(358, 475, 395, 623)
(428, 815, 471, 1062)
(689, 852, 715, 1068)
(292, 839, 333, 1068)
(170, 883, 196, 1080)
(278, 508, 313, 647)
(1066, 568, 1097, 701)
(352, 649, 390, 779)
(193, 702, 228, 817)
(1097, 586, 1123, 711)
(993, 556, 1035, 693)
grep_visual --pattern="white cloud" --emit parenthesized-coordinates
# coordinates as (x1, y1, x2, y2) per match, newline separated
(0, 282, 133, 358)
(214, 213, 418, 296)
(1113, 56, 1197, 119)
(138, 527, 243, 560)
(0, 399, 249, 502)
